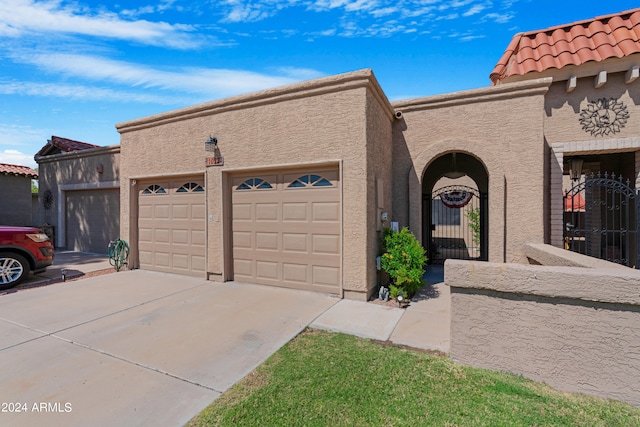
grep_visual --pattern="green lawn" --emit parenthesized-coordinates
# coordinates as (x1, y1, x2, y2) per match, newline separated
(188, 329, 640, 427)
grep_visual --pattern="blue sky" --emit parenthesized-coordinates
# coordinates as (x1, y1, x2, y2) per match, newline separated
(1, 1, 639, 168)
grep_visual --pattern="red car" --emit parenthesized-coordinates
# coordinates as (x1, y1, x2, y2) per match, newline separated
(0, 226, 54, 289)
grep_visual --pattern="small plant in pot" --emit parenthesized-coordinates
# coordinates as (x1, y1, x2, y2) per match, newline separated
(380, 227, 427, 305)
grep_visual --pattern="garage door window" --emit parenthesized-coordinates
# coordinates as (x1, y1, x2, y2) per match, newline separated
(236, 178, 273, 191)
(177, 182, 205, 193)
(288, 174, 333, 188)
(142, 184, 167, 195)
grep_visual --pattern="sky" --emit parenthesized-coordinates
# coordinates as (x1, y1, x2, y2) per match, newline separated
(1, 1, 639, 168)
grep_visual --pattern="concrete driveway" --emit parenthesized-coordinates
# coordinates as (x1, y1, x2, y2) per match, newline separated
(0, 271, 338, 426)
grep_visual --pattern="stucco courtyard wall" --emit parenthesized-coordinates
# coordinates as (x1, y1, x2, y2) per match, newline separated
(117, 70, 395, 300)
(391, 79, 551, 264)
(446, 257, 640, 407)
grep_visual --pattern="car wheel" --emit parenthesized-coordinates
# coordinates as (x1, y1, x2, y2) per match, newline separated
(0, 252, 29, 290)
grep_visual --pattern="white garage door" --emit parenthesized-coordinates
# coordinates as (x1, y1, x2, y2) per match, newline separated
(232, 168, 341, 294)
(138, 178, 206, 277)
(66, 188, 120, 254)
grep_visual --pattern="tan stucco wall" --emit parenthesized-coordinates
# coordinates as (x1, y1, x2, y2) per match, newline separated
(361, 89, 394, 299)
(117, 69, 394, 300)
(0, 175, 33, 226)
(447, 258, 640, 407)
(391, 79, 551, 263)
(35, 146, 120, 247)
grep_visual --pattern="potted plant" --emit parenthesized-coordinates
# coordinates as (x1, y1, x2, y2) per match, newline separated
(380, 227, 427, 305)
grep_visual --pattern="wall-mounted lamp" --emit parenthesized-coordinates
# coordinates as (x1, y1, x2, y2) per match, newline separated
(131, 179, 137, 187)
(444, 152, 465, 179)
(97, 163, 104, 174)
(204, 136, 220, 156)
(381, 212, 389, 222)
(569, 158, 584, 181)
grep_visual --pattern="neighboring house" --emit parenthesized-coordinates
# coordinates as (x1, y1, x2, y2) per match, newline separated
(0, 163, 38, 226)
(114, 8, 639, 301)
(35, 136, 120, 254)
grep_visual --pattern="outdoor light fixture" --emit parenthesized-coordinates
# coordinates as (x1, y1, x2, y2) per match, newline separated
(443, 153, 465, 179)
(205, 135, 218, 152)
(569, 158, 584, 181)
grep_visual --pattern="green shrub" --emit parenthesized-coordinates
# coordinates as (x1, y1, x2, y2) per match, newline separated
(380, 227, 427, 297)
(466, 207, 481, 246)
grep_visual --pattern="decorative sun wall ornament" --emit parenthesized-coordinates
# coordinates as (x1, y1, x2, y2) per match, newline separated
(579, 98, 629, 137)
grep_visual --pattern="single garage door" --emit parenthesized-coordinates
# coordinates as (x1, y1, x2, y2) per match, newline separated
(66, 188, 120, 254)
(232, 168, 341, 294)
(138, 178, 206, 277)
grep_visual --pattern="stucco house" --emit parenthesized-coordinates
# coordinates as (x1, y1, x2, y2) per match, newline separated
(35, 136, 120, 254)
(111, 7, 640, 301)
(0, 163, 38, 226)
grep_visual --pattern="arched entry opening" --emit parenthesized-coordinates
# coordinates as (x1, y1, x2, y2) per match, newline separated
(422, 152, 489, 264)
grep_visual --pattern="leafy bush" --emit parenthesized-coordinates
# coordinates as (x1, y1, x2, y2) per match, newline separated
(380, 227, 427, 297)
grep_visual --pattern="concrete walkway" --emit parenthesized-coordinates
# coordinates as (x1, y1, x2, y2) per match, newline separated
(310, 265, 449, 353)
(0, 259, 449, 426)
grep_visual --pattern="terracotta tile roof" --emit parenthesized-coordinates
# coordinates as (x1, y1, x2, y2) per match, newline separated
(36, 135, 100, 157)
(0, 163, 38, 178)
(491, 8, 640, 84)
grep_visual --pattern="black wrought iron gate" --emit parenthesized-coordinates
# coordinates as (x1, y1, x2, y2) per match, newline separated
(564, 172, 640, 268)
(428, 185, 482, 264)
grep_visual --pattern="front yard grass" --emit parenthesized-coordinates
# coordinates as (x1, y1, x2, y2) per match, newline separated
(187, 329, 640, 427)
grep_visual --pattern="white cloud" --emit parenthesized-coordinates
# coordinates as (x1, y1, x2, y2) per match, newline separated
(483, 12, 514, 23)
(7, 52, 325, 99)
(0, 123, 47, 149)
(0, 80, 190, 104)
(222, 3, 276, 23)
(370, 7, 397, 18)
(463, 4, 487, 16)
(0, 149, 37, 168)
(0, 0, 200, 49)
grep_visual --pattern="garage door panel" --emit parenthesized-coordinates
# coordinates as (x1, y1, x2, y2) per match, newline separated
(256, 261, 279, 280)
(172, 204, 189, 219)
(312, 202, 340, 221)
(192, 230, 206, 246)
(282, 233, 308, 252)
(155, 204, 171, 218)
(255, 232, 278, 250)
(312, 266, 340, 286)
(153, 228, 170, 243)
(192, 204, 206, 220)
(192, 256, 206, 272)
(232, 168, 340, 294)
(139, 250, 153, 264)
(255, 204, 278, 221)
(155, 252, 170, 267)
(282, 203, 308, 221)
(234, 258, 252, 276)
(172, 229, 189, 244)
(312, 235, 340, 254)
(172, 254, 189, 269)
(233, 204, 252, 220)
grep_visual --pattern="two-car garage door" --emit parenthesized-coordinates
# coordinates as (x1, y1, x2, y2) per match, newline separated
(232, 168, 342, 294)
(136, 169, 342, 294)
